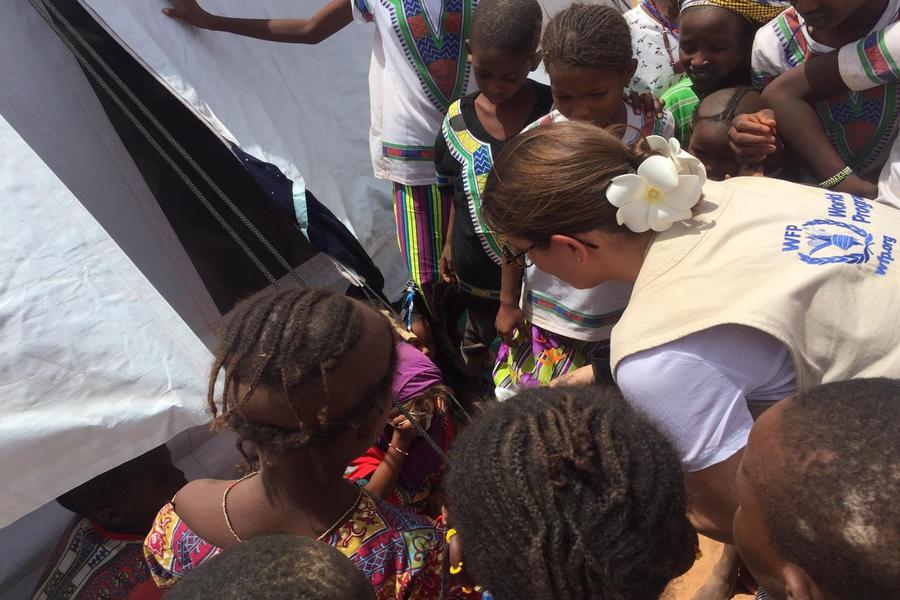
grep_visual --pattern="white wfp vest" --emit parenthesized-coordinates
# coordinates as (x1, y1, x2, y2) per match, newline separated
(611, 177, 900, 390)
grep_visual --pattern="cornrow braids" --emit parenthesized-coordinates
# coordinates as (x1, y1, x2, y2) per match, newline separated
(209, 288, 390, 462)
(541, 4, 633, 73)
(470, 0, 544, 57)
(445, 386, 697, 600)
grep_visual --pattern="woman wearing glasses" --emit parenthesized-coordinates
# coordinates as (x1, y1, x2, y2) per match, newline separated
(493, 198, 633, 399)
(482, 120, 900, 542)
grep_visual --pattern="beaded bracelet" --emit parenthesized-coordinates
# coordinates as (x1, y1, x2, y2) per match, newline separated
(818, 166, 853, 189)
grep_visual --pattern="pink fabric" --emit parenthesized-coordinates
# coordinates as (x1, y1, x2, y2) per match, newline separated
(392, 342, 443, 406)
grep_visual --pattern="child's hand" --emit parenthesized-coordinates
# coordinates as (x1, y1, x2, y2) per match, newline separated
(390, 414, 419, 443)
(549, 364, 596, 387)
(439, 243, 455, 284)
(162, 0, 213, 29)
(495, 303, 527, 345)
(728, 110, 778, 164)
(627, 91, 665, 120)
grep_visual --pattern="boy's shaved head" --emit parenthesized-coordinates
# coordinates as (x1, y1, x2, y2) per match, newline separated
(694, 85, 758, 121)
(734, 379, 900, 600)
(470, 0, 543, 55)
(167, 534, 376, 600)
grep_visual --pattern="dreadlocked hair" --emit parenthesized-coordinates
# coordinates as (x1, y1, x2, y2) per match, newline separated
(445, 386, 697, 600)
(470, 0, 544, 57)
(541, 4, 633, 73)
(209, 288, 378, 463)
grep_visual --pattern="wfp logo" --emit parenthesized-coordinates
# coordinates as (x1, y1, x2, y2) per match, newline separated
(782, 219, 874, 265)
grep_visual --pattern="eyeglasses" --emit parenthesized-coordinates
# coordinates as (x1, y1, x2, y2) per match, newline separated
(501, 236, 600, 267)
(501, 240, 542, 267)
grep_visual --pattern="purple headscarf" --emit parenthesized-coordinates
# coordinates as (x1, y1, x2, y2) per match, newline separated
(377, 342, 447, 494)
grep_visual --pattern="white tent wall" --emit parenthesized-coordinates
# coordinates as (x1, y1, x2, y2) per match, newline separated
(0, 0, 230, 525)
(0, 0, 230, 593)
(79, 0, 405, 292)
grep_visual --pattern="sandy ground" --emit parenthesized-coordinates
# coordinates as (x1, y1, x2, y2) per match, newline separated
(665, 536, 755, 600)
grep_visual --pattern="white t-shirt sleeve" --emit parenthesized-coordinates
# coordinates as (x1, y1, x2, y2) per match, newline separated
(838, 21, 900, 91)
(751, 22, 787, 89)
(616, 325, 795, 472)
(835, 22, 900, 208)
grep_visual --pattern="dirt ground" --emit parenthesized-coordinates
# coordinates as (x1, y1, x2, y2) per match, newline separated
(665, 536, 755, 600)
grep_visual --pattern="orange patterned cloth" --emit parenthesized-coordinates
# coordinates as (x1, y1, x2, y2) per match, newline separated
(144, 491, 475, 599)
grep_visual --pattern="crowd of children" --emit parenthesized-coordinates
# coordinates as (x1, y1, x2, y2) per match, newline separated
(32, 0, 900, 598)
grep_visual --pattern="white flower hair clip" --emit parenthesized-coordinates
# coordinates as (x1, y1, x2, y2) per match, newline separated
(607, 136, 706, 233)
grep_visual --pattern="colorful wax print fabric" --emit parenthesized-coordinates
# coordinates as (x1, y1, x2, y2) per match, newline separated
(752, 2, 900, 177)
(33, 517, 162, 600)
(353, 0, 477, 185)
(144, 491, 469, 599)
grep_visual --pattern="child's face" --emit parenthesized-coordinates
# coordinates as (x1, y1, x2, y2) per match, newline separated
(469, 43, 538, 106)
(679, 7, 751, 95)
(547, 65, 631, 125)
(789, 0, 872, 31)
(688, 120, 739, 181)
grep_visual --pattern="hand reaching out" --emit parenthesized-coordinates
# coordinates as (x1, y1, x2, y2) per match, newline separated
(627, 91, 665, 120)
(495, 303, 528, 346)
(162, 0, 214, 28)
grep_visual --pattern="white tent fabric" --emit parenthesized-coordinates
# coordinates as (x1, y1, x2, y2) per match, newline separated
(0, 0, 224, 530)
(80, 0, 403, 283)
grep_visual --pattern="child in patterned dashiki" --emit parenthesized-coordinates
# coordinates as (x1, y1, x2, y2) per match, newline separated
(433, 0, 551, 386)
(624, 0, 684, 97)
(166, 535, 376, 600)
(688, 86, 764, 180)
(491, 4, 672, 399)
(442, 386, 698, 599)
(143, 288, 474, 600)
(345, 342, 453, 513)
(734, 20, 900, 202)
(161, 0, 475, 328)
(33, 446, 187, 600)
(731, 0, 899, 185)
(658, 0, 790, 146)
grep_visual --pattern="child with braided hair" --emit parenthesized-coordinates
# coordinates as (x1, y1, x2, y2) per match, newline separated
(442, 386, 698, 599)
(142, 288, 470, 599)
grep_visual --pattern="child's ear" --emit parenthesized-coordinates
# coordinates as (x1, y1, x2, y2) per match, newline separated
(529, 49, 543, 72)
(465, 39, 472, 64)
